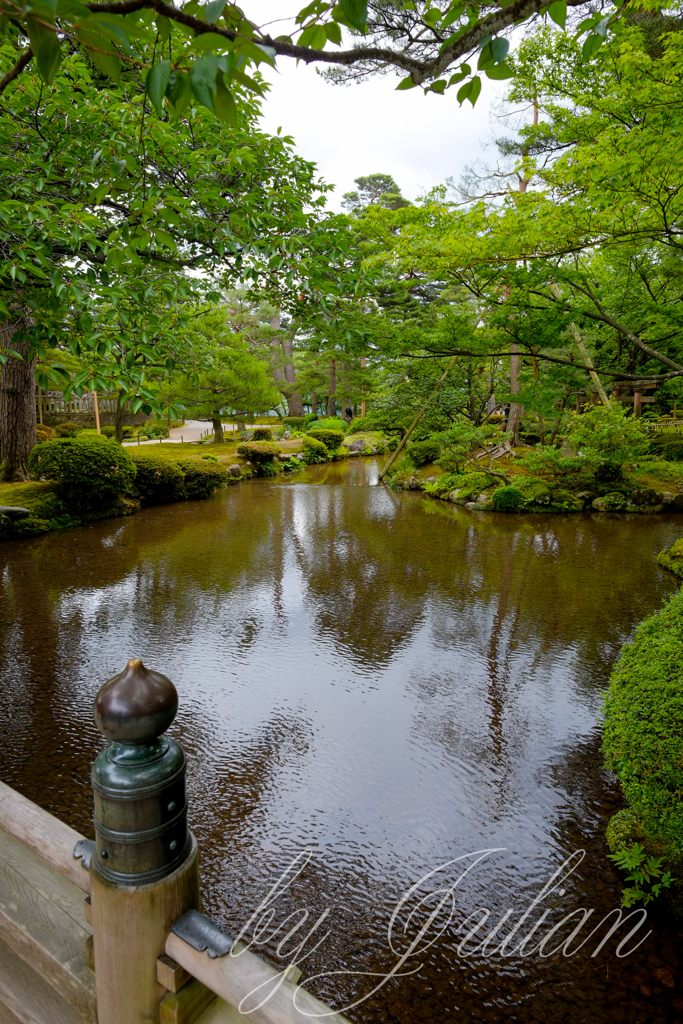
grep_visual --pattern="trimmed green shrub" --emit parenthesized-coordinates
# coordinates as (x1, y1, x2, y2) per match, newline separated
(78, 430, 110, 442)
(492, 486, 524, 512)
(253, 427, 272, 440)
(130, 453, 184, 504)
(307, 429, 345, 451)
(176, 460, 227, 498)
(53, 421, 83, 438)
(305, 413, 318, 424)
(408, 437, 441, 468)
(35, 425, 54, 444)
(283, 417, 307, 430)
(302, 435, 329, 464)
(658, 538, 683, 577)
(236, 440, 281, 476)
(29, 438, 135, 509)
(603, 588, 683, 913)
(101, 425, 117, 438)
(314, 417, 348, 433)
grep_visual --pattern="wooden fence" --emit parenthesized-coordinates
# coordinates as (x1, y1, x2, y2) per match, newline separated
(0, 659, 350, 1024)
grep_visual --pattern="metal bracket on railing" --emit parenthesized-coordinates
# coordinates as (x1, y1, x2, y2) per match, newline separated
(171, 910, 233, 959)
(73, 838, 96, 871)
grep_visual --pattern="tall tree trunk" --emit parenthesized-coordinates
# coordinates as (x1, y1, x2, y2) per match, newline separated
(281, 333, 304, 416)
(549, 386, 568, 445)
(326, 357, 336, 417)
(114, 392, 125, 443)
(311, 389, 317, 415)
(506, 343, 523, 446)
(0, 318, 37, 482)
(211, 416, 224, 443)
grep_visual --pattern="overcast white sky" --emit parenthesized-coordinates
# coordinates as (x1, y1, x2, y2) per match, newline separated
(250, 2, 511, 210)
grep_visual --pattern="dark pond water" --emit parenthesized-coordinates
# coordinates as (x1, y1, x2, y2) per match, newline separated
(2, 458, 683, 1023)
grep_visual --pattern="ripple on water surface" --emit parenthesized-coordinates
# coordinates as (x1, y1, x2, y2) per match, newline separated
(1, 458, 683, 1022)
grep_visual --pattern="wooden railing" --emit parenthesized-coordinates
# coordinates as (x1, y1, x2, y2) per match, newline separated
(0, 662, 351, 1024)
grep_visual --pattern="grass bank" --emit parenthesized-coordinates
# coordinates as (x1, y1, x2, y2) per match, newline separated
(0, 431, 389, 543)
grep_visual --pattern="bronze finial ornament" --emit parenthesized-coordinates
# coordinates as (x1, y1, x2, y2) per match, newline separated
(91, 659, 191, 884)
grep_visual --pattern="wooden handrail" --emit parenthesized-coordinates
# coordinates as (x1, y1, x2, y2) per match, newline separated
(166, 933, 352, 1024)
(0, 781, 90, 893)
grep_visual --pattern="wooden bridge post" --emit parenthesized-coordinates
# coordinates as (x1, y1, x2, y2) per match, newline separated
(88, 659, 200, 1024)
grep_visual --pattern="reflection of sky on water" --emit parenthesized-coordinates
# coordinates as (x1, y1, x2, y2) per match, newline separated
(1, 460, 682, 1022)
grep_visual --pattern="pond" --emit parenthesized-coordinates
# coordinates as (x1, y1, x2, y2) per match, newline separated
(1, 458, 683, 1023)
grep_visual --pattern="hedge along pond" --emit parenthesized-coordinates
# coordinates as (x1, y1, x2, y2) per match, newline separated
(2, 456, 683, 1023)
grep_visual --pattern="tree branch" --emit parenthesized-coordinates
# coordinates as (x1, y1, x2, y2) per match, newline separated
(0, 48, 32, 97)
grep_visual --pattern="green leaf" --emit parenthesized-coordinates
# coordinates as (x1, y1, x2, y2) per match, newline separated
(477, 41, 493, 70)
(491, 37, 509, 63)
(485, 61, 514, 79)
(325, 20, 342, 45)
(166, 70, 192, 117)
(458, 74, 480, 106)
(75, 27, 121, 81)
(35, 33, 62, 84)
(448, 62, 470, 84)
(146, 59, 171, 115)
(190, 31, 230, 51)
(55, 0, 91, 19)
(155, 14, 172, 40)
(214, 77, 237, 123)
(423, 7, 442, 27)
(547, 0, 566, 28)
(189, 54, 218, 111)
(340, 0, 367, 31)
(582, 32, 603, 59)
(442, 3, 464, 28)
(396, 74, 417, 90)
(24, 16, 51, 57)
(457, 78, 472, 104)
(205, 0, 225, 23)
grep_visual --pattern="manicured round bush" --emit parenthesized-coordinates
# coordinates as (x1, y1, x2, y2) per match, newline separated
(408, 437, 441, 468)
(492, 486, 524, 512)
(301, 435, 329, 464)
(236, 440, 281, 476)
(78, 429, 110, 442)
(314, 417, 348, 433)
(604, 588, 683, 910)
(253, 427, 272, 440)
(101, 425, 117, 438)
(130, 453, 184, 504)
(35, 425, 54, 444)
(305, 413, 318, 424)
(53, 421, 82, 438)
(307, 428, 345, 451)
(176, 460, 227, 498)
(283, 417, 307, 430)
(29, 437, 136, 508)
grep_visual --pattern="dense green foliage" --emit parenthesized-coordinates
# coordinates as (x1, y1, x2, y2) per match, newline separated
(302, 435, 329, 464)
(252, 428, 273, 440)
(130, 453, 185, 505)
(491, 486, 524, 512)
(603, 589, 683, 911)
(307, 429, 345, 451)
(313, 418, 348, 433)
(28, 437, 135, 508)
(408, 437, 441, 468)
(235, 440, 281, 476)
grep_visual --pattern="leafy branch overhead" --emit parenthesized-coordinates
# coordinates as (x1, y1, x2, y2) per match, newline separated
(1, 0, 633, 111)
